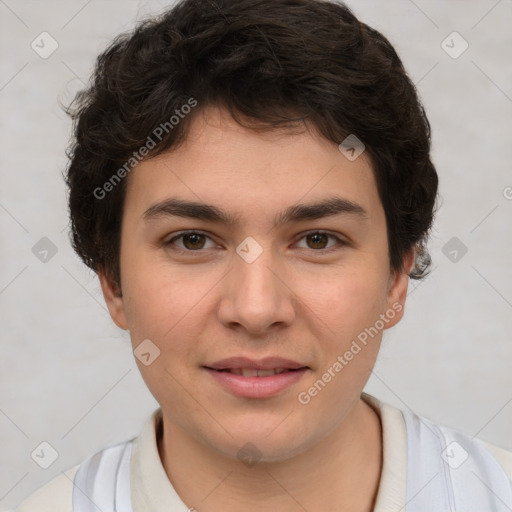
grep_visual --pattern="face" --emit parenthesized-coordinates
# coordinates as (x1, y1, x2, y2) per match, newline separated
(100, 105, 412, 463)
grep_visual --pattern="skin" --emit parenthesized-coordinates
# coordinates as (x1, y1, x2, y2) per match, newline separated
(99, 105, 414, 511)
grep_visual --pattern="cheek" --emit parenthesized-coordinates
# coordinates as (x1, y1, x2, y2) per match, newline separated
(120, 257, 180, 336)
(303, 266, 389, 340)
(121, 266, 208, 399)
(295, 273, 386, 414)
(120, 254, 223, 353)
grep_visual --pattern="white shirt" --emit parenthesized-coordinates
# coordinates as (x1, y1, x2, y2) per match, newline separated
(12, 392, 512, 511)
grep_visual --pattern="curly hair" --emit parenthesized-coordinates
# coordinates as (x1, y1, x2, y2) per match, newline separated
(65, 0, 438, 291)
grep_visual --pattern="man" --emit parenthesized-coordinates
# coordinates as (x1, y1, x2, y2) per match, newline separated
(13, 0, 512, 510)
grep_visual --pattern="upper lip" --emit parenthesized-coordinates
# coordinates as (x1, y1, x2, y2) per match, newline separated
(204, 357, 308, 371)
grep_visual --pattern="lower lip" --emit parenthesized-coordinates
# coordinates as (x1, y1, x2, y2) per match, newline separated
(204, 368, 308, 398)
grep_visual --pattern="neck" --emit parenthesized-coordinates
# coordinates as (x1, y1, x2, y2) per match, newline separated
(157, 397, 383, 512)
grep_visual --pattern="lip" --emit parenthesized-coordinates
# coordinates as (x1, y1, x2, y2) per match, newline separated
(205, 356, 306, 371)
(203, 356, 309, 398)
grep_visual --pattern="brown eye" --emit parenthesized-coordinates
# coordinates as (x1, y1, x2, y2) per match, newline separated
(306, 233, 329, 249)
(166, 231, 215, 252)
(296, 231, 344, 251)
(181, 233, 206, 250)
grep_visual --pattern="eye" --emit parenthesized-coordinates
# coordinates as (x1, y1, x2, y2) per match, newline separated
(165, 231, 217, 252)
(295, 231, 345, 251)
(164, 230, 346, 254)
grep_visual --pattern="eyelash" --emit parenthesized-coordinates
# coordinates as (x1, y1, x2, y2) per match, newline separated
(164, 230, 347, 255)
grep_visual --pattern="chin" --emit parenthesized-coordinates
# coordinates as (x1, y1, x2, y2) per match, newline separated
(212, 437, 310, 466)
(200, 418, 318, 465)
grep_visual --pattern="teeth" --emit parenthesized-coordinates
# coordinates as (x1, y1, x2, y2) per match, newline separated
(257, 369, 277, 377)
(228, 368, 289, 377)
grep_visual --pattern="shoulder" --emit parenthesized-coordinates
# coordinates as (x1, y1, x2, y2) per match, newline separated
(10, 412, 159, 512)
(11, 465, 78, 512)
(362, 392, 512, 484)
(479, 438, 512, 480)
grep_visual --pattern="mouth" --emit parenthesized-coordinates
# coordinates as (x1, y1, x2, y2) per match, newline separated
(203, 357, 310, 398)
(209, 367, 300, 377)
(204, 356, 308, 372)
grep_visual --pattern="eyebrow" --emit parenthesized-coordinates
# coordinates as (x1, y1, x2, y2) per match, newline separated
(143, 196, 368, 228)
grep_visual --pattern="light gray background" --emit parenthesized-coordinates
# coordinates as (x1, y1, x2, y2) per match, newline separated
(1, 0, 511, 508)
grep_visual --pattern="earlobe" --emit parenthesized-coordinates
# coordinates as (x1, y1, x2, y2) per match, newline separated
(98, 270, 128, 330)
(385, 247, 415, 328)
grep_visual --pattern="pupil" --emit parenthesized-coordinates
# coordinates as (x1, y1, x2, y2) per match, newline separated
(184, 234, 204, 250)
(308, 233, 327, 249)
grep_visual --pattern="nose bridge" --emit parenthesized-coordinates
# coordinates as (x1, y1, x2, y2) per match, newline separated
(219, 236, 295, 332)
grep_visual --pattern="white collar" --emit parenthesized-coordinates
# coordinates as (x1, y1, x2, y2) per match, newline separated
(129, 392, 407, 511)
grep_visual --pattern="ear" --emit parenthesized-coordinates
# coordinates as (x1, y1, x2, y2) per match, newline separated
(98, 269, 128, 330)
(383, 247, 416, 329)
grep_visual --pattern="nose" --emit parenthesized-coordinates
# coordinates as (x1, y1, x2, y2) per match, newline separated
(216, 241, 296, 336)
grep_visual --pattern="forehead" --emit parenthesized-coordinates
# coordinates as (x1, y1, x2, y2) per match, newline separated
(123, 105, 382, 227)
